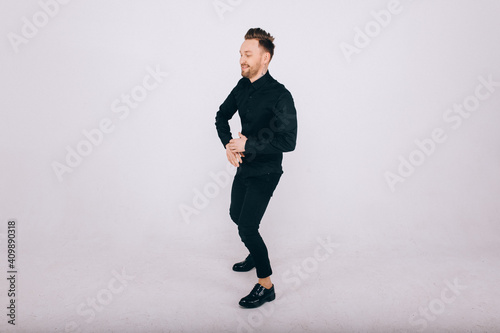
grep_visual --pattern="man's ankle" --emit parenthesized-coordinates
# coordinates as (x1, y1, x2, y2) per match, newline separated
(258, 279, 273, 289)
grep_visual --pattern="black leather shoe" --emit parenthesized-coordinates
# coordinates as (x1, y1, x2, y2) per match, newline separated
(232, 254, 255, 272)
(239, 283, 275, 308)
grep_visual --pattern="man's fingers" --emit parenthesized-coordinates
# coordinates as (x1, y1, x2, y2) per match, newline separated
(229, 143, 242, 153)
(234, 150, 242, 164)
(227, 150, 239, 167)
(227, 151, 236, 167)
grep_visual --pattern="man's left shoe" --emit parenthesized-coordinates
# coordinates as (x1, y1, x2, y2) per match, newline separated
(239, 283, 275, 308)
(232, 254, 255, 272)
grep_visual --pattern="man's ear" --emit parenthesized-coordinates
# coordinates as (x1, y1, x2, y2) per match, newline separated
(264, 52, 270, 64)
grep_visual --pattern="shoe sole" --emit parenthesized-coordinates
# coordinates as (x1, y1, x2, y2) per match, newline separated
(232, 267, 255, 272)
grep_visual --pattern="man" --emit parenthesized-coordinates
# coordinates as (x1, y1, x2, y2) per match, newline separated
(215, 28, 298, 308)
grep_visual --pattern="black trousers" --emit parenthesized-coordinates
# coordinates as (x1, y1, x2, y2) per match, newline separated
(229, 172, 281, 279)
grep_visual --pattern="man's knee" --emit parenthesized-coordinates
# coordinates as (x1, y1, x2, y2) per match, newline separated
(238, 226, 259, 243)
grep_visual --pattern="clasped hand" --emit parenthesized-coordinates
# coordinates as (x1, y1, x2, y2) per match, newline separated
(226, 132, 247, 167)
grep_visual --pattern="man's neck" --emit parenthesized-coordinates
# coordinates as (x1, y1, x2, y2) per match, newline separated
(249, 69, 268, 83)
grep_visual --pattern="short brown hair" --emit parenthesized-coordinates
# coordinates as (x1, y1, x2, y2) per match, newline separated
(244, 28, 275, 60)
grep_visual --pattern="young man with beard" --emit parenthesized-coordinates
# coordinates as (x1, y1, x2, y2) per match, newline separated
(215, 28, 298, 308)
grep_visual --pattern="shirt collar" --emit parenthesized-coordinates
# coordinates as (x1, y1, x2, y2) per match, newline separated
(250, 71, 272, 90)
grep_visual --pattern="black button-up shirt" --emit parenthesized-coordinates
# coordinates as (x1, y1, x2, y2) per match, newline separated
(215, 71, 298, 177)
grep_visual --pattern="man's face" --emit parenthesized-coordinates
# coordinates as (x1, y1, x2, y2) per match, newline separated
(239, 39, 268, 82)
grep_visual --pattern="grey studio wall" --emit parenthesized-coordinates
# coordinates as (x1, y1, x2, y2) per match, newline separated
(1, 0, 500, 332)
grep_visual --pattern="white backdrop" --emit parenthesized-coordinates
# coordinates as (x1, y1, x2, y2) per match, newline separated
(1, 0, 500, 332)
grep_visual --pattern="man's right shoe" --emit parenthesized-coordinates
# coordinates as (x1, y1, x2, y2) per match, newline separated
(232, 254, 255, 272)
(239, 283, 276, 308)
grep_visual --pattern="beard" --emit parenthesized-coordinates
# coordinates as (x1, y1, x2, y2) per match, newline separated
(241, 64, 260, 80)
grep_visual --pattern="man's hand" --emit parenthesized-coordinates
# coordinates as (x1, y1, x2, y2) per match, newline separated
(226, 144, 245, 167)
(228, 132, 247, 153)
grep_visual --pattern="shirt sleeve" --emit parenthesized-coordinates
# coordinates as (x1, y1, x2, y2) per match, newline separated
(215, 89, 238, 149)
(245, 90, 298, 154)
